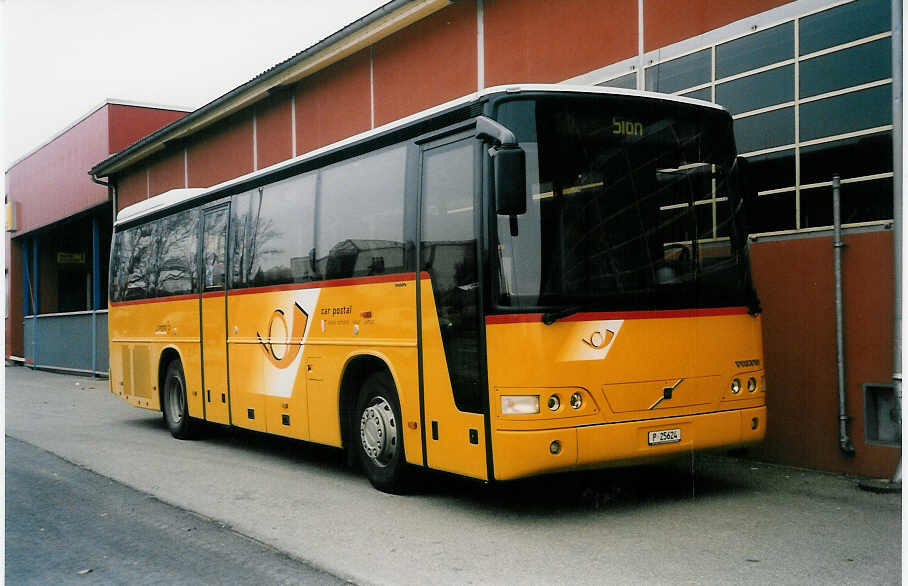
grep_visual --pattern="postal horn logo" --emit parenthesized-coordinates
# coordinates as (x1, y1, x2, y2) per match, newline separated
(257, 302, 309, 369)
(582, 329, 616, 349)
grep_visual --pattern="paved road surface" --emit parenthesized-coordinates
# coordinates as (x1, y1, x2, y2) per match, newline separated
(6, 436, 347, 585)
(5, 366, 901, 584)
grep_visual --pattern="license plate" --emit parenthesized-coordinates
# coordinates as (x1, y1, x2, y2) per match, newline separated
(648, 428, 681, 445)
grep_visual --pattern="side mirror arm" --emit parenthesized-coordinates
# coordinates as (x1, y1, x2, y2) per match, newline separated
(475, 116, 518, 149)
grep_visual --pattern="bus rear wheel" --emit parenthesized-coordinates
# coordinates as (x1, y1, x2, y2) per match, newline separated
(355, 372, 409, 493)
(162, 360, 195, 439)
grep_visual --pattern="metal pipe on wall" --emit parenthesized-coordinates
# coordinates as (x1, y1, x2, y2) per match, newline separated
(91, 216, 100, 378)
(32, 236, 39, 369)
(890, 0, 902, 485)
(833, 174, 855, 455)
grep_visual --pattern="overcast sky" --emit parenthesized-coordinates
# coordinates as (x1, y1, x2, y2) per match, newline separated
(1, 0, 387, 172)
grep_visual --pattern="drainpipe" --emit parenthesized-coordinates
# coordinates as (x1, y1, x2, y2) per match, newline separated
(32, 235, 39, 370)
(89, 173, 116, 225)
(833, 174, 855, 455)
(890, 0, 902, 484)
(91, 216, 100, 377)
(89, 173, 114, 379)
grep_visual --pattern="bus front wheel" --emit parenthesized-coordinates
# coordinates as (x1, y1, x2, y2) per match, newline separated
(163, 360, 195, 440)
(355, 372, 408, 493)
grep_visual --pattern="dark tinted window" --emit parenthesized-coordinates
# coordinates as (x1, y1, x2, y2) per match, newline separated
(114, 222, 158, 301)
(230, 190, 258, 287)
(316, 145, 407, 280)
(733, 107, 795, 153)
(110, 230, 129, 302)
(800, 131, 892, 184)
(421, 139, 481, 413)
(716, 22, 794, 79)
(802, 178, 894, 228)
(800, 84, 891, 141)
(800, 0, 890, 55)
(840, 178, 893, 223)
(681, 87, 712, 102)
(152, 209, 198, 297)
(800, 38, 892, 98)
(745, 149, 795, 192)
(494, 96, 753, 313)
(716, 65, 794, 115)
(232, 173, 317, 288)
(799, 187, 833, 229)
(645, 49, 711, 93)
(203, 207, 229, 290)
(598, 73, 637, 90)
(749, 192, 796, 233)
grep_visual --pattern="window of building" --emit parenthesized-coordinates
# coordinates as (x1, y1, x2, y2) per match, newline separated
(645, 49, 710, 94)
(715, 22, 794, 79)
(639, 0, 893, 235)
(597, 72, 637, 90)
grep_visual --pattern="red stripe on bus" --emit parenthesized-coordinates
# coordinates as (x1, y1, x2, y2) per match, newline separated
(227, 272, 419, 297)
(485, 306, 750, 324)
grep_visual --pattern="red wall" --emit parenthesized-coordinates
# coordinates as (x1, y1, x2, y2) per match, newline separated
(373, 0, 476, 126)
(256, 92, 293, 169)
(750, 231, 898, 478)
(117, 166, 148, 210)
(643, 0, 790, 51)
(484, 0, 637, 85)
(148, 148, 185, 196)
(6, 107, 110, 235)
(187, 112, 254, 188)
(107, 104, 187, 154)
(295, 50, 372, 154)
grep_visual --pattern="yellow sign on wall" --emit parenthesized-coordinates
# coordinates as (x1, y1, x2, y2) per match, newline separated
(57, 252, 85, 264)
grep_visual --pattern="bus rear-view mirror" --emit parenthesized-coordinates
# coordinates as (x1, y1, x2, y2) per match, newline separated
(493, 146, 527, 216)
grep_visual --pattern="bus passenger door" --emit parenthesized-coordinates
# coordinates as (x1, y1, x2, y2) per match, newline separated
(201, 204, 231, 425)
(418, 134, 488, 480)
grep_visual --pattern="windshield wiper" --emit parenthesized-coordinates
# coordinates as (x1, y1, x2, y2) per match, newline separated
(541, 302, 599, 325)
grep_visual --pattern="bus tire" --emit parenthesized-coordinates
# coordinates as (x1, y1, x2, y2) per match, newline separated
(162, 359, 195, 440)
(355, 372, 409, 493)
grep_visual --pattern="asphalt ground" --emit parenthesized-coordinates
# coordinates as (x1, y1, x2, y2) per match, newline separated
(6, 436, 348, 585)
(4, 366, 902, 585)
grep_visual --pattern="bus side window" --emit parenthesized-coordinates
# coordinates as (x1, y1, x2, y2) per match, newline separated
(153, 209, 199, 297)
(316, 145, 407, 280)
(203, 208, 229, 290)
(420, 139, 482, 414)
(122, 222, 158, 301)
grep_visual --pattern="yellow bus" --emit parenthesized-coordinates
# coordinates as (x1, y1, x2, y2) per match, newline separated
(108, 85, 766, 492)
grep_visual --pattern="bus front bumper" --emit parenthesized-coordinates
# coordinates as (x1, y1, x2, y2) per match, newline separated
(491, 406, 767, 481)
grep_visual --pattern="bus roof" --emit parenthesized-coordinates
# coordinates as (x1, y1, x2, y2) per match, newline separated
(115, 84, 726, 227)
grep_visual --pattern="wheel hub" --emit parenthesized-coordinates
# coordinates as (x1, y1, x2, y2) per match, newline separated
(360, 397, 397, 466)
(166, 378, 184, 424)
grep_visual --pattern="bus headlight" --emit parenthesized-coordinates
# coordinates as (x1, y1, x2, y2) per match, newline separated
(731, 379, 741, 394)
(547, 394, 560, 411)
(747, 377, 757, 393)
(570, 392, 583, 409)
(501, 395, 540, 415)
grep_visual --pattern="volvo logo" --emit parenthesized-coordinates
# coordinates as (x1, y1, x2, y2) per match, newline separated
(649, 379, 685, 410)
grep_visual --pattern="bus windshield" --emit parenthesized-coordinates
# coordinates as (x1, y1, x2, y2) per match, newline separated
(493, 95, 756, 315)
